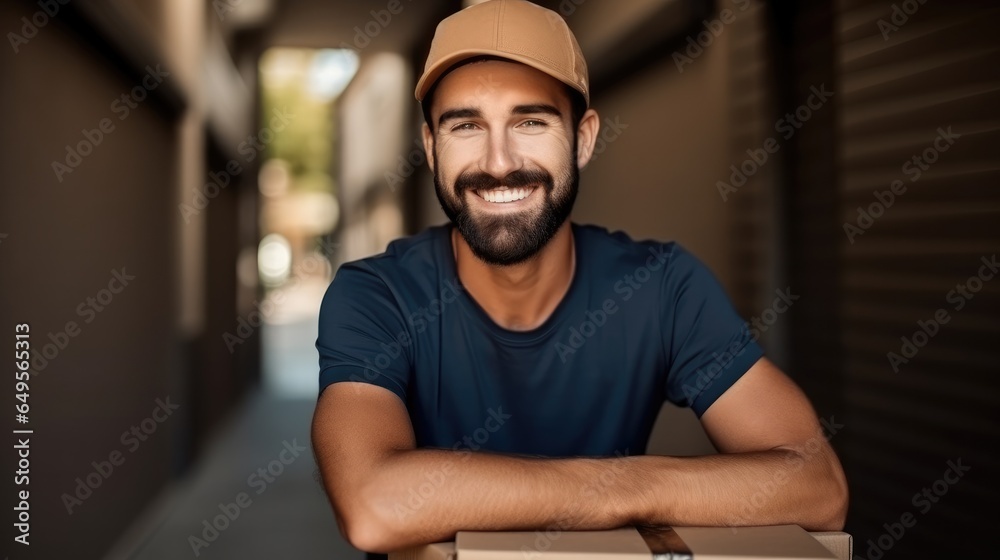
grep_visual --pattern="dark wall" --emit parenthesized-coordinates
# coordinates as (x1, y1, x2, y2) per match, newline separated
(0, 2, 182, 557)
(0, 1, 260, 556)
(767, 0, 1000, 557)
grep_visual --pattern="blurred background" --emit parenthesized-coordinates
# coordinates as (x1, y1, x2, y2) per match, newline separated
(1, 0, 997, 558)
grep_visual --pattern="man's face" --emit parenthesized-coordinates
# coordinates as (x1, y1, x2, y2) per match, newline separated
(427, 60, 579, 266)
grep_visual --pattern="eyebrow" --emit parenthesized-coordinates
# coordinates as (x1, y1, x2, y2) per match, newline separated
(512, 104, 562, 118)
(438, 108, 482, 128)
(437, 104, 564, 128)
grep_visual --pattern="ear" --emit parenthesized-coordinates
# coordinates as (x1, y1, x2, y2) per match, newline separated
(421, 122, 436, 173)
(574, 108, 601, 169)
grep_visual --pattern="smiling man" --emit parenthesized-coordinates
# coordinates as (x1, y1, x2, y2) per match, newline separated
(311, 1, 848, 557)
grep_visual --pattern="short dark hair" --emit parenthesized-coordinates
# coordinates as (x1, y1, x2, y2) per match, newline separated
(420, 56, 588, 134)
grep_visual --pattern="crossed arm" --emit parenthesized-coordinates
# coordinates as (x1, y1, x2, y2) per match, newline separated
(311, 357, 848, 553)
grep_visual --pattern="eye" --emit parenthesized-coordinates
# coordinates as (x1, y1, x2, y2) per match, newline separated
(451, 122, 479, 132)
(519, 119, 547, 128)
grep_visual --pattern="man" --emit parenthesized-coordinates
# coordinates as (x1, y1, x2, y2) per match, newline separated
(312, 0, 848, 556)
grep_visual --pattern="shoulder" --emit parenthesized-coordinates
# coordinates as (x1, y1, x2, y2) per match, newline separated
(322, 225, 450, 311)
(572, 223, 722, 297)
(350, 225, 444, 270)
(333, 226, 445, 282)
(573, 222, 681, 271)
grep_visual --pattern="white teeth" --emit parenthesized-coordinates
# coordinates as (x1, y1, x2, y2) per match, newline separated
(476, 187, 533, 204)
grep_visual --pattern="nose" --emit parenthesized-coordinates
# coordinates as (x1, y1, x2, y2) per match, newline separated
(480, 127, 522, 180)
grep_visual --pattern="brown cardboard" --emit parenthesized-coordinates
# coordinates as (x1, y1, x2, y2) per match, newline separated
(807, 532, 853, 560)
(669, 525, 836, 559)
(388, 527, 853, 560)
(457, 527, 651, 559)
(390, 541, 456, 560)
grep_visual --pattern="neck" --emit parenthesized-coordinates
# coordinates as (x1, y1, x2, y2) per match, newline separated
(452, 221, 575, 331)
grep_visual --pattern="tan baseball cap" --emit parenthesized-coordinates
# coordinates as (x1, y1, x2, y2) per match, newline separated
(414, 0, 590, 106)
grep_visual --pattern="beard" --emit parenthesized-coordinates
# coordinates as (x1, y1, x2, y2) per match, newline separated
(433, 139, 579, 267)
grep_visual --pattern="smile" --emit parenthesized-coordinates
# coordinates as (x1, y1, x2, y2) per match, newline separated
(473, 187, 536, 203)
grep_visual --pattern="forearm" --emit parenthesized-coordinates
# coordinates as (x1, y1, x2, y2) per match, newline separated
(353, 446, 846, 551)
(357, 448, 636, 552)
(628, 447, 848, 531)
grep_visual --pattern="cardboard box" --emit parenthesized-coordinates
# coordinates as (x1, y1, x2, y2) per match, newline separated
(390, 542, 456, 560)
(388, 526, 853, 560)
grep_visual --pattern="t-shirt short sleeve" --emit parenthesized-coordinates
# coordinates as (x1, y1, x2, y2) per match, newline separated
(315, 263, 411, 402)
(661, 244, 764, 417)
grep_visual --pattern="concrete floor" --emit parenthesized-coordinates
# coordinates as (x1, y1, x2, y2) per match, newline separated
(108, 278, 366, 559)
(116, 391, 362, 560)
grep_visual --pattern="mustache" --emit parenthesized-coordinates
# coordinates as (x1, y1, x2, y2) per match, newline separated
(454, 168, 553, 194)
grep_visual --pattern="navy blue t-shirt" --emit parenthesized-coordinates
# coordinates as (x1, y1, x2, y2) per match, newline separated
(316, 222, 763, 458)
